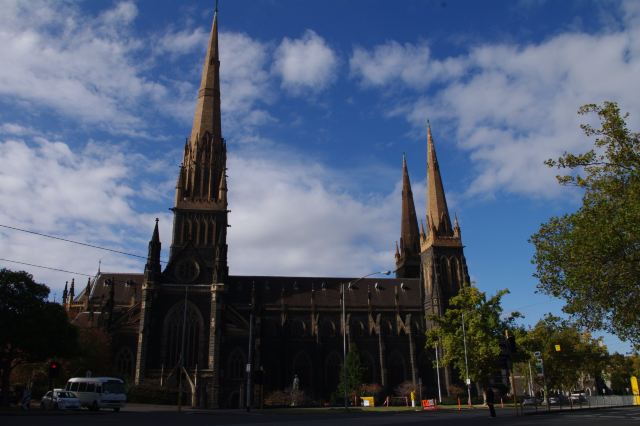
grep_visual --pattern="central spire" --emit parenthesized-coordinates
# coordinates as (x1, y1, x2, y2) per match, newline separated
(175, 7, 227, 207)
(190, 8, 222, 144)
(426, 123, 452, 235)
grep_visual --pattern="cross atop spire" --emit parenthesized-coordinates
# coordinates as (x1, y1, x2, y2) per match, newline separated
(426, 123, 452, 236)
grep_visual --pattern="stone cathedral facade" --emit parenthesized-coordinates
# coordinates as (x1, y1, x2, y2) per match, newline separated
(64, 9, 471, 408)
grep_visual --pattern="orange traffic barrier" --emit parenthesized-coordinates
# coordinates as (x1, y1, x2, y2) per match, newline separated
(422, 399, 437, 410)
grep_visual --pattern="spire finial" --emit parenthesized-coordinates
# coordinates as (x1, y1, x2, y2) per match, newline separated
(215, 0, 219, 13)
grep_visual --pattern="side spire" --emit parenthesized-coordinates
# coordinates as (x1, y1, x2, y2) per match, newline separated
(190, 7, 222, 144)
(145, 218, 162, 279)
(396, 153, 420, 278)
(69, 278, 75, 304)
(426, 122, 452, 236)
(62, 282, 68, 306)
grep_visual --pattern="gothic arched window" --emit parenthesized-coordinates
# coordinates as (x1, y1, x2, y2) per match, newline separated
(114, 347, 134, 379)
(162, 300, 204, 369)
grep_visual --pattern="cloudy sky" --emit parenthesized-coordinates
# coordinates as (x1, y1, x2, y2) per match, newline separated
(1, 0, 638, 353)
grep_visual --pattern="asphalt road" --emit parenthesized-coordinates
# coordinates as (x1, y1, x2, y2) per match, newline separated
(2, 405, 639, 426)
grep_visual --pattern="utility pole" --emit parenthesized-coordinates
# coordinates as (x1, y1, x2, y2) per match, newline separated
(246, 284, 255, 412)
(504, 330, 518, 415)
(434, 343, 442, 403)
(342, 282, 348, 410)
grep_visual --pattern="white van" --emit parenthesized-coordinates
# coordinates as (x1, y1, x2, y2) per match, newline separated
(65, 377, 126, 411)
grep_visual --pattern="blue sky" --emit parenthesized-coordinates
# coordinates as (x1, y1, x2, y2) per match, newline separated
(0, 0, 638, 353)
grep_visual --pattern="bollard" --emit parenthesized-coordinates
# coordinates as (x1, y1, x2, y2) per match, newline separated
(458, 397, 461, 411)
(500, 397, 504, 408)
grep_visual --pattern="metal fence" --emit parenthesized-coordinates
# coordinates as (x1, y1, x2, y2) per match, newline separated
(520, 395, 637, 414)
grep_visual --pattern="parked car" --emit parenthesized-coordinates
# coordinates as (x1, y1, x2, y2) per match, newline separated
(522, 397, 540, 406)
(548, 395, 567, 405)
(40, 389, 81, 410)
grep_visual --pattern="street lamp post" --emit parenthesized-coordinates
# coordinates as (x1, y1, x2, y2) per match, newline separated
(461, 312, 472, 406)
(342, 270, 391, 410)
(434, 342, 443, 403)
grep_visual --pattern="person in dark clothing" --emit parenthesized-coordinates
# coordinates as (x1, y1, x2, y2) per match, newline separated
(485, 387, 496, 417)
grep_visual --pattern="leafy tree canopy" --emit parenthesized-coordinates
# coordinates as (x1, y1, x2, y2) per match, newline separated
(531, 101, 640, 346)
(519, 314, 607, 391)
(0, 269, 78, 405)
(426, 285, 518, 388)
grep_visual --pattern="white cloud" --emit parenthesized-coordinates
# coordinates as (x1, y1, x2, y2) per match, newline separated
(219, 32, 272, 118)
(273, 30, 338, 93)
(0, 131, 173, 291)
(227, 146, 402, 277)
(352, 6, 640, 199)
(156, 27, 209, 57)
(0, 1, 166, 132)
(350, 40, 466, 89)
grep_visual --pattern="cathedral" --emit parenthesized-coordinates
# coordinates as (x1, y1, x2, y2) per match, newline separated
(64, 8, 471, 408)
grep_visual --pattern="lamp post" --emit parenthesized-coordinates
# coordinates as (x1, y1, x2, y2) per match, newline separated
(461, 312, 472, 407)
(342, 270, 391, 410)
(434, 342, 443, 403)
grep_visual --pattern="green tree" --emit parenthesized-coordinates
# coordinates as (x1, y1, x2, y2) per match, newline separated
(530, 101, 640, 346)
(0, 269, 78, 405)
(337, 345, 365, 404)
(606, 353, 636, 394)
(426, 285, 516, 396)
(520, 314, 608, 392)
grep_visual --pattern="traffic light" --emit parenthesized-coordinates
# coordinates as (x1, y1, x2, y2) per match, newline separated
(48, 361, 60, 379)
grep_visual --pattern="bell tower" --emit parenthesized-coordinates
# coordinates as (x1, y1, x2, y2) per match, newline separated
(168, 7, 228, 285)
(420, 124, 470, 322)
(135, 9, 228, 405)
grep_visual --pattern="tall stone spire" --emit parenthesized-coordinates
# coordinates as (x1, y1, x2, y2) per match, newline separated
(396, 154, 421, 278)
(190, 8, 222, 144)
(168, 5, 228, 280)
(426, 123, 452, 236)
(174, 7, 227, 208)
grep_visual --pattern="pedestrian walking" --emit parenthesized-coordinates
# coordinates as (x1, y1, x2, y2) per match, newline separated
(20, 387, 31, 411)
(485, 387, 496, 417)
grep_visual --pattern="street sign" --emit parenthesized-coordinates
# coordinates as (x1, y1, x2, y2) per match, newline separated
(466, 378, 471, 385)
(554, 344, 561, 352)
(534, 351, 541, 358)
(246, 363, 252, 373)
